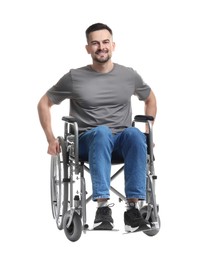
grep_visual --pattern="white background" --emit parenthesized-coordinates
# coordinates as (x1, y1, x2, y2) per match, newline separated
(0, 0, 201, 259)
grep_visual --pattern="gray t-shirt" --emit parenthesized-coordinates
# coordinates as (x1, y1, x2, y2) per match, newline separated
(46, 63, 151, 134)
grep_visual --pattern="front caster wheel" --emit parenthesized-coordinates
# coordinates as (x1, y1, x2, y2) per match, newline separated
(140, 205, 161, 236)
(63, 211, 82, 242)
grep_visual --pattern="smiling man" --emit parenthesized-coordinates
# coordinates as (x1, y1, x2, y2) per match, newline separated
(37, 23, 157, 232)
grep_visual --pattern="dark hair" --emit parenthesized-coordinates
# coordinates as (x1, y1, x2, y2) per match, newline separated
(85, 23, 113, 41)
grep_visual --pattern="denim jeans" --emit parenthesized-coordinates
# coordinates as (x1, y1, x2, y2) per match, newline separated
(79, 125, 147, 201)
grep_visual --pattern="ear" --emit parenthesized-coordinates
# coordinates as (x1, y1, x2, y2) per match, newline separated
(85, 44, 90, 54)
(112, 42, 116, 51)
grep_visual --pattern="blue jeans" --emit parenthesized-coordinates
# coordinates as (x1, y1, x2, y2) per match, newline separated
(79, 126, 147, 201)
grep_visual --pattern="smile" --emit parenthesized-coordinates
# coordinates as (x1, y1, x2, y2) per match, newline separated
(96, 50, 108, 55)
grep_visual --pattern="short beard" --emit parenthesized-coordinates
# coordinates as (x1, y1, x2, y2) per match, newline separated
(93, 54, 111, 64)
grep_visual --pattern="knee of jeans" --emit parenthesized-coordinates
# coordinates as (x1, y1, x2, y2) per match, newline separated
(93, 125, 112, 135)
(92, 125, 113, 140)
(124, 127, 146, 144)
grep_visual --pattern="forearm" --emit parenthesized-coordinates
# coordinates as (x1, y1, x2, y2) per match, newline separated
(37, 96, 56, 143)
(144, 102, 157, 119)
(144, 90, 157, 118)
(144, 90, 157, 132)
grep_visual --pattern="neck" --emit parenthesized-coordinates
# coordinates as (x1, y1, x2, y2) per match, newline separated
(90, 61, 114, 73)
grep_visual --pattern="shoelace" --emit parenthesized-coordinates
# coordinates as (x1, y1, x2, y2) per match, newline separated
(106, 203, 115, 208)
(96, 202, 115, 209)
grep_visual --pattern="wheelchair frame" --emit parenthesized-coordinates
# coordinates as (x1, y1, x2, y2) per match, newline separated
(50, 115, 160, 242)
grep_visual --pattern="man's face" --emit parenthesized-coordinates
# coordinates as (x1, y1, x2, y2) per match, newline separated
(86, 29, 115, 63)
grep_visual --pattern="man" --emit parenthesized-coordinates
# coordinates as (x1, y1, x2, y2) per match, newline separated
(37, 23, 157, 232)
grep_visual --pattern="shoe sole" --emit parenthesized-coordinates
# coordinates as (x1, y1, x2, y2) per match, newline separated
(93, 221, 114, 230)
(125, 223, 151, 233)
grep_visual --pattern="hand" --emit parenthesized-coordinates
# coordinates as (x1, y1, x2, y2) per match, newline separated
(47, 138, 60, 155)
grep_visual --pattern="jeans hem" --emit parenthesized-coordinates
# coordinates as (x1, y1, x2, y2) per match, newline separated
(126, 196, 146, 200)
(93, 196, 110, 201)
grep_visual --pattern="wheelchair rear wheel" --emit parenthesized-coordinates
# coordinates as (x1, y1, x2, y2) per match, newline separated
(140, 205, 160, 236)
(50, 136, 69, 230)
(63, 211, 82, 242)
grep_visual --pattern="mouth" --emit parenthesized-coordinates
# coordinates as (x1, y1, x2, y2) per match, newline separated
(95, 50, 108, 55)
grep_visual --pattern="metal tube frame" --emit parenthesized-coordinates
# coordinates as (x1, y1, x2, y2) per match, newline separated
(63, 116, 159, 232)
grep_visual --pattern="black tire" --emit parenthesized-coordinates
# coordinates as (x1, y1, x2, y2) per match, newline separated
(63, 211, 82, 242)
(140, 205, 160, 236)
(50, 137, 69, 230)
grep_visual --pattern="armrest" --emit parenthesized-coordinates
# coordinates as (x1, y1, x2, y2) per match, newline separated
(134, 115, 154, 123)
(62, 116, 78, 123)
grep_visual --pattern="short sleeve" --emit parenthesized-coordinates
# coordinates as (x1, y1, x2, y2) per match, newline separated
(133, 71, 151, 101)
(46, 71, 73, 104)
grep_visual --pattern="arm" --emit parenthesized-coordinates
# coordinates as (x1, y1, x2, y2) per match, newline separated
(144, 90, 157, 133)
(37, 94, 60, 155)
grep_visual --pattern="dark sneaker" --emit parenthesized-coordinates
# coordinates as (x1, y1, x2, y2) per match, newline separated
(93, 206, 114, 230)
(124, 207, 151, 232)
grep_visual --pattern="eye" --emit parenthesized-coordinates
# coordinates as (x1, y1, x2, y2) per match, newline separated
(91, 41, 99, 46)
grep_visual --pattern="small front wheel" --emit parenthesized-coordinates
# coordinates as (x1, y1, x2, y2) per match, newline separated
(140, 205, 160, 236)
(63, 212, 82, 242)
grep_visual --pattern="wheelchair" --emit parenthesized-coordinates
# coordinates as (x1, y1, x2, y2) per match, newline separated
(50, 115, 160, 242)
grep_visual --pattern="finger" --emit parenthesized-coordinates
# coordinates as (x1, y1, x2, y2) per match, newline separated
(55, 143, 61, 154)
(47, 147, 57, 156)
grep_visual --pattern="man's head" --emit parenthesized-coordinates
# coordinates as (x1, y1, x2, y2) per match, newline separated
(85, 23, 115, 64)
(85, 23, 113, 42)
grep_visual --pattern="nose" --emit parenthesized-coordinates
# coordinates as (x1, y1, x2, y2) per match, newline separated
(99, 42, 105, 50)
